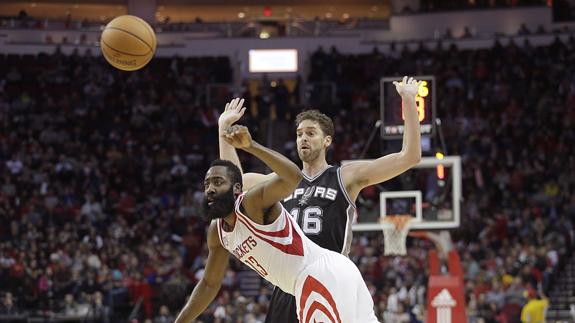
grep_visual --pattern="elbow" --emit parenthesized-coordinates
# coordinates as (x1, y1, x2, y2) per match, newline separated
(286, 169, 303, 191)
(412, 152, 422, 165)
(403, 151, 421, 167)
(201, 278, 222, 291)
(296, 169, 304, 182)
(290, 169, 304, 187)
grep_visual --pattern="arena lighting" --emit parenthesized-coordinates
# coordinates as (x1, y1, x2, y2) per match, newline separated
(249, 49, 298, 73)
(436, 152, 445, 179)
(437, 164, 445, 180)
(259, 31, 270, 39)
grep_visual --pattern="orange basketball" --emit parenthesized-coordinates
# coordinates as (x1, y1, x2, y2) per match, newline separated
(100, 15, 156, 71)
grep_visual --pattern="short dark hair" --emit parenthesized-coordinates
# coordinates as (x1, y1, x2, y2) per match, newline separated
(209, 159, 243, 188)
(295, 109, 334, 138)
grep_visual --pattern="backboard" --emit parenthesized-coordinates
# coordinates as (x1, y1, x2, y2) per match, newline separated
(344, 156, 462, 231)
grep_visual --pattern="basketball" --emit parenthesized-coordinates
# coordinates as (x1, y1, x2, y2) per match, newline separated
(100, 15, 156, 71)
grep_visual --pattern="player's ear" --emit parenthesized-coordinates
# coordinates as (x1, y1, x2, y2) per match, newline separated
(323, 135, 332, 149)
(233, 182, 242, 194)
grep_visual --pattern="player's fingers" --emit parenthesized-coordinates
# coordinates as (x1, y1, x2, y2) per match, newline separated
(223, 135, 233, 145)
(228, 134, 242, 146)
(237, 99, 245, 111)
(402, 76, 408, 84)
(393, 81, 399, 86)
(227, 133, 241, 145)
(225, 102, 229, 111)
(408, 77, 413, 84)
(239, 107, 246, 116)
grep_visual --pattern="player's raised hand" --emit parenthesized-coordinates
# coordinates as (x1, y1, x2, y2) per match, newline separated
(223, 125, 253, 149)
(218, 98, 246, 130)
(393, 76, 421, 99)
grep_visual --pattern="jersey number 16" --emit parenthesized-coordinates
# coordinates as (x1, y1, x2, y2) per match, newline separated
(290, 207, 323, 235)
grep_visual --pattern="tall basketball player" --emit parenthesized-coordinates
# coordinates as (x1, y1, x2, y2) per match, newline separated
(218, 76, 422, 322)
(174, 125, 379, 323)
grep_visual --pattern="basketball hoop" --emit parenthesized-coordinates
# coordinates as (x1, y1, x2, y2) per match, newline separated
(380, 215, 413, 256)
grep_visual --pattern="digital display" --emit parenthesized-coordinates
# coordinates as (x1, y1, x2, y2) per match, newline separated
(380, 76, 436, 139)
(248, 49, 298, 73)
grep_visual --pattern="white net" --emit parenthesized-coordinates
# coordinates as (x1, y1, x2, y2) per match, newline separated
(381, 216, 412, 256)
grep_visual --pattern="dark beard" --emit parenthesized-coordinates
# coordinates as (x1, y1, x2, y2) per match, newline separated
(202, 188, 236, 221)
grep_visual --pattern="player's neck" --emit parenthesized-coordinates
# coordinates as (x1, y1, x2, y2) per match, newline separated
(222, 213, 236, 232)
(302, 159, 329, 178)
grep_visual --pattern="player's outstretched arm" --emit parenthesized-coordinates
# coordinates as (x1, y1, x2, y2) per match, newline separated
(218, 98, 275, 191)
(243, 172, 276, 191)
(218, 97, 247, 173)
(342, 76, 422, 200)
(223, 125, 303, 211)
(174, 222, 229, 323)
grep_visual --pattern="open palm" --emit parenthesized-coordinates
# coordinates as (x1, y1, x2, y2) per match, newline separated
(219, 97, 246, 129)
(393, 76, 421, 99)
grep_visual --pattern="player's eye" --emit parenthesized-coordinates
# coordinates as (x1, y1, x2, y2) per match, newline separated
(297, 132, 303, 137)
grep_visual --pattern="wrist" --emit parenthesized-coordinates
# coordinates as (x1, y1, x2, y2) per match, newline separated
(242, 141, 258, 152)
(218, 125, 230, 133)
(402, 95, 416, 102)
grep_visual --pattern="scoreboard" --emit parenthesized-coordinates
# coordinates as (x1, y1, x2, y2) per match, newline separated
(380, 76, 436, 139)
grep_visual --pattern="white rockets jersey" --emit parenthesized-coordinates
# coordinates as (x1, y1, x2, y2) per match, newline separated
(216, 192, 329, 295)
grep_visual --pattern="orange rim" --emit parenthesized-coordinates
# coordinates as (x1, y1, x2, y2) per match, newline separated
(407, 231, 428, 239)
(380, 215, 412, 231)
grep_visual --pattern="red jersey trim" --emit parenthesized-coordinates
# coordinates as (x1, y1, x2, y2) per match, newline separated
(299, 275, 342, 323)
(216, 219, 225, 247)
(236, 214, 304, 256)
(233, 193, 304, 256)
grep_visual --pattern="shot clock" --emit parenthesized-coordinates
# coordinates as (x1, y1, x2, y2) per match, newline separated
(380, 76, 436, 139)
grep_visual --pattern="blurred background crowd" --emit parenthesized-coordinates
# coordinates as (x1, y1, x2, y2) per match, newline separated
(1, 28, 575, 323)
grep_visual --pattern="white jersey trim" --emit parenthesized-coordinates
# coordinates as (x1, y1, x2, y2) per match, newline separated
(340, 204, 355, 256)
(336, 167, 356, 208)
(302, 165, 333, 182)
(215, 219, 225, 247)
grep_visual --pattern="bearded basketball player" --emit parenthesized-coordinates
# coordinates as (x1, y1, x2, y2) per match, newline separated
(174, 125, 379, 323)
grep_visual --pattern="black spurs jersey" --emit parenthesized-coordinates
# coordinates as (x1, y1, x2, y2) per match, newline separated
(281, 165, 356, 255)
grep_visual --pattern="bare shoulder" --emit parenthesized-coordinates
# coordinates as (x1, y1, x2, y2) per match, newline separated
(339, 160, 371, 185)
(207, 221, 223, 250)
